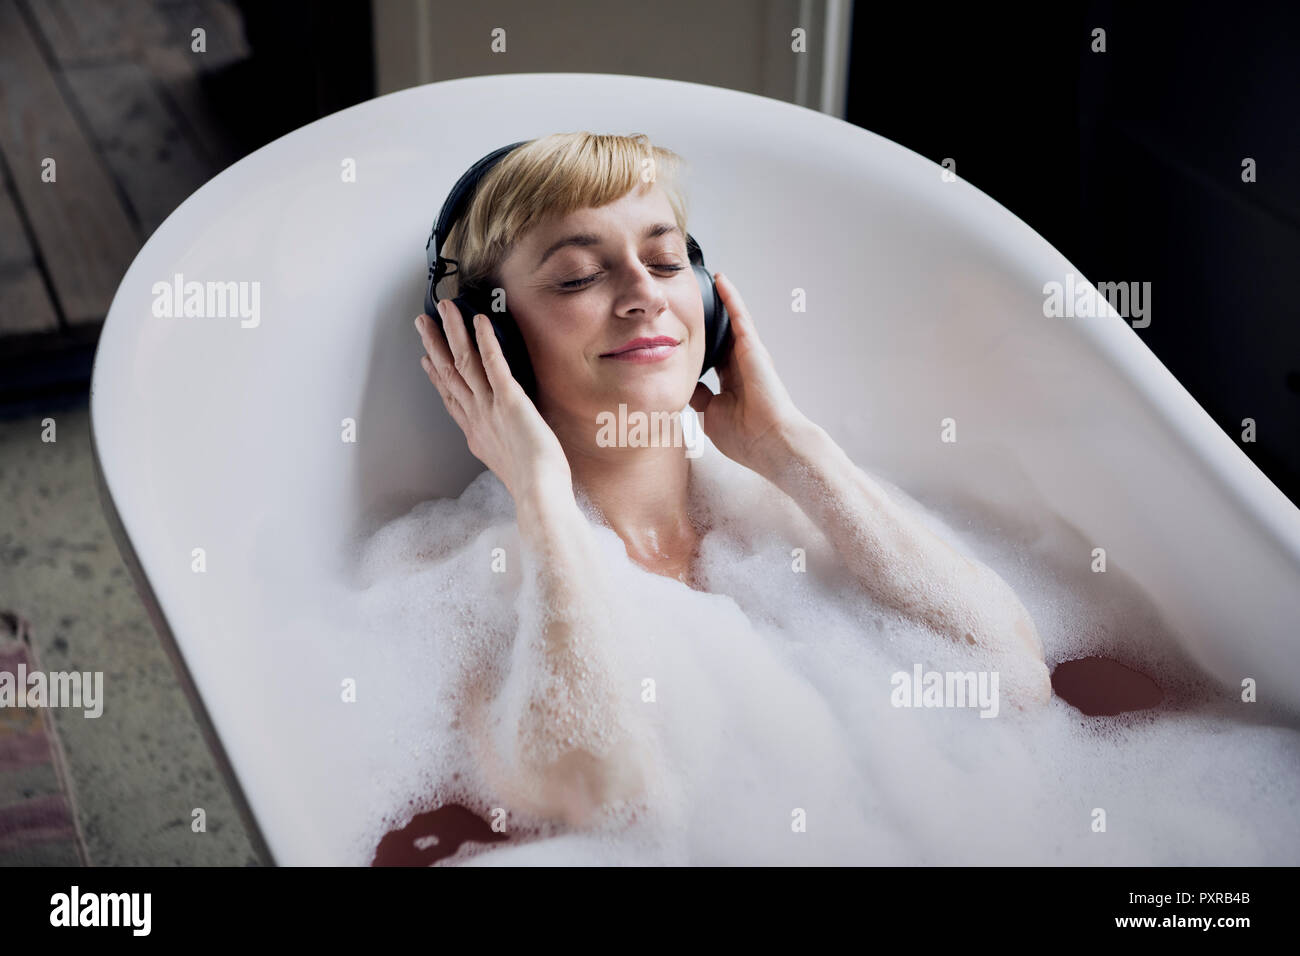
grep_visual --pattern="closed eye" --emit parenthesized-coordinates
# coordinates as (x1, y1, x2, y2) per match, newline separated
(560, 263, 686, 291)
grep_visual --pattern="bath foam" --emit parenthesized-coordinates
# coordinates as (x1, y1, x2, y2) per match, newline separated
(345, 424, 1300, 866)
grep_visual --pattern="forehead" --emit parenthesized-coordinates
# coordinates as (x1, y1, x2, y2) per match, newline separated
(524, 184, 676, 248)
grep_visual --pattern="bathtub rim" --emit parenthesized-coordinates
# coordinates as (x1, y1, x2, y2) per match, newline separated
(87, 412, 278, 868)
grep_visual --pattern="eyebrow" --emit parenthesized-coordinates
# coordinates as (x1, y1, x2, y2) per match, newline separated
(534, 221, 683, 270)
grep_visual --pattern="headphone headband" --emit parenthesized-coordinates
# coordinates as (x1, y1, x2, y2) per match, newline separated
(426, 140, 531, 292)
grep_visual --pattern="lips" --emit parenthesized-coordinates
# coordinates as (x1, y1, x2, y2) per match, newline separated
(601, 336, 680, 356)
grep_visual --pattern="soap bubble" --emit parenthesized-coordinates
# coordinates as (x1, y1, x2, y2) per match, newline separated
(340, 429, 1300, 865)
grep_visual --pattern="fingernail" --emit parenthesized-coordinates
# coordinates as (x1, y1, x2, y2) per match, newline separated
(414, 315, 423, 329)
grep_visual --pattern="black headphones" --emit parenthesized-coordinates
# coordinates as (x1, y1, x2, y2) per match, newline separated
(424, 140, 733, 400)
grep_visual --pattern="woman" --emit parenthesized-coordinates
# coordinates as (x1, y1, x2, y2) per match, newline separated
(412, 132, 1051, 830)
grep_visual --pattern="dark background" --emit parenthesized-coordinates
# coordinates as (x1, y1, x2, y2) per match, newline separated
(845, 1, 1300, 507)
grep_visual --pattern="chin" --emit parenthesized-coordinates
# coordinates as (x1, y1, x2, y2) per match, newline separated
(602, 352, 702, 411)
(614, 377, 695, 414)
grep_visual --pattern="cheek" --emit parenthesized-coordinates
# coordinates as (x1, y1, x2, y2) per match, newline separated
(520, 300, 595, 371)
(677, 291, 707, 341)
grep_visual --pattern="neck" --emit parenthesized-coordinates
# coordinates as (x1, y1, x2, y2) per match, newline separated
(546, 407, 697, 561)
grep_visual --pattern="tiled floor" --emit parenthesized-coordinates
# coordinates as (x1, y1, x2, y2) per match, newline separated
(0, 400, 256, 864)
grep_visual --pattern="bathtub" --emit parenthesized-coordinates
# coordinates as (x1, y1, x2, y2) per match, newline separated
(89, 73, 1300, 866)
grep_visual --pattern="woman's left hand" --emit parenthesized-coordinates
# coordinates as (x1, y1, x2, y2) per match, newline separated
(689, 272, 811, 474)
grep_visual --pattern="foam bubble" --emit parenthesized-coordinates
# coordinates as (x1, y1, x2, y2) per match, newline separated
(342, 428, 1300, 865)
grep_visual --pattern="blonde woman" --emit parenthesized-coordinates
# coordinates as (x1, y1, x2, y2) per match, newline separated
(413, 132, 1050, 829)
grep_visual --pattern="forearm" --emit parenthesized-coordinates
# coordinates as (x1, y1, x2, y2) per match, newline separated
(756, 421, 1042, 660)
(479, 480, 644, 824)
(514, 479, 616, 655)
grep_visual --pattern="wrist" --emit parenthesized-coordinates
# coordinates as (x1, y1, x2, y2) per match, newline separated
(753, 414, 832, 484)
(509, 457, 573, 503)
(513, 473, 577, 515)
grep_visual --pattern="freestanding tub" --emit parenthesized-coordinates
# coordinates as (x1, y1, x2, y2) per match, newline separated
(89, 72, 1300, 866)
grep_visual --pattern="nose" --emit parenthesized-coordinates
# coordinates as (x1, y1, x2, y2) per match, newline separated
(613, 258, 669, 320)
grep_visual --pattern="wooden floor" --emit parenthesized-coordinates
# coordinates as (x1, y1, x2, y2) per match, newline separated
(0, 0, 248, 379)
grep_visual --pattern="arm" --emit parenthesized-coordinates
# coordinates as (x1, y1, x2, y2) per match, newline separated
(691, 274, 1050, 706)
(415, 302, 651, 827)
(476, 477, 652, 828)
(754, 419, 1045, 663)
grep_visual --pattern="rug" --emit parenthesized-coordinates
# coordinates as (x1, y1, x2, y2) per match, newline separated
(0, 611, 88, 865)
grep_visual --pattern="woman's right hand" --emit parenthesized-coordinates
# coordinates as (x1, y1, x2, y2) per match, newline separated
(416, 299, 572, 502)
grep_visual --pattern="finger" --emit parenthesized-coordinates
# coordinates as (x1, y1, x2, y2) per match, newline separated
(711, 330, 750, 396)
(688, 380, 713, 415)
(472, 312, 518, 397)
(420, 353, 456, 409)
(415, 312, 460, 379)
(422, 355, 469, 427)
(417, 314, 473, 409)
(714, 272, 763, 348)
(712, 341, 738, 390)
(437, 299, 491, 398)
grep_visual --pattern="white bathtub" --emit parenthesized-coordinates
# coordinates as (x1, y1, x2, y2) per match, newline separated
(90, 73, 1300, 866)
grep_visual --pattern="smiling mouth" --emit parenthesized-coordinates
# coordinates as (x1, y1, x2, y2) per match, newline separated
(601, 338, 681, 364)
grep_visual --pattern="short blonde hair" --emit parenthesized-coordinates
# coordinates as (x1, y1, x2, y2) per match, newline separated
(439, 132, 690, 297)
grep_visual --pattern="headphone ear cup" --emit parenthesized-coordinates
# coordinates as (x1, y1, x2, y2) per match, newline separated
(424, 273, 438, 324)
(695, 264, 734, 377)
(449, 293, 538, 400)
